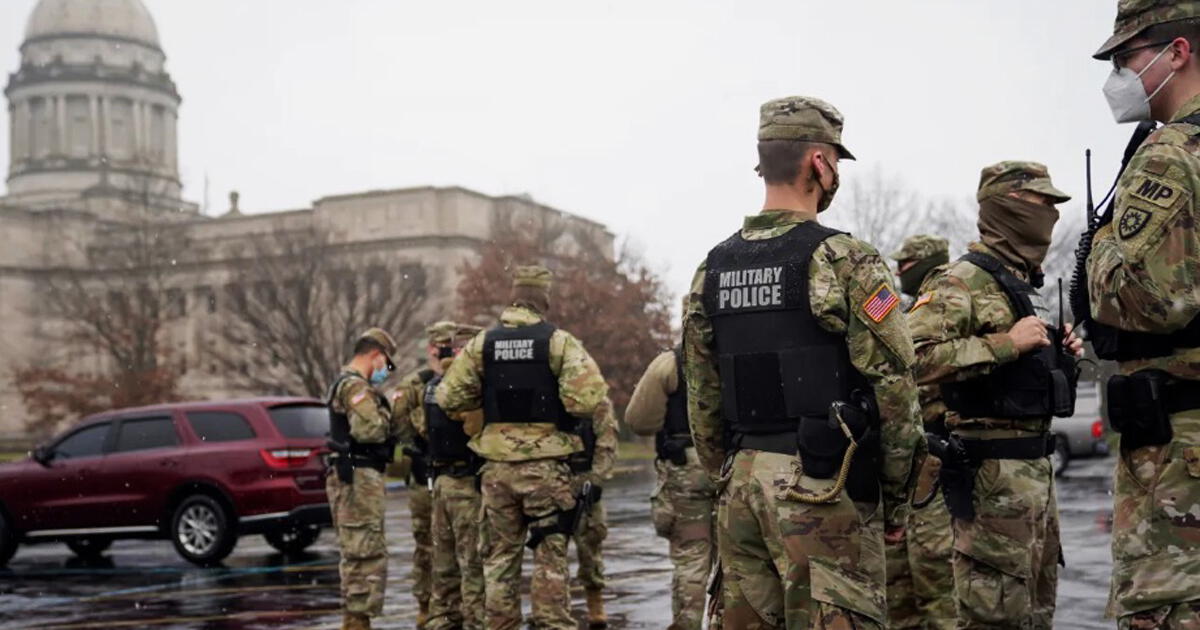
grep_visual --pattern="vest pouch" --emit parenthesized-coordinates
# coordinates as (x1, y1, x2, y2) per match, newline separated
(1107, 371, 1174, 449)
(1049, 369, 1074, 418)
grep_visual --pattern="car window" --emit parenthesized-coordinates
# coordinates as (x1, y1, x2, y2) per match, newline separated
(54, 423, 110, 459)
(186, 411, 257, 443)
(113, 416, 179, 453)
(267, 405, 329, 439)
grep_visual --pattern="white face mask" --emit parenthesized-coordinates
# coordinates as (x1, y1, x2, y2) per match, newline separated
(1104, 43, 1177, 123)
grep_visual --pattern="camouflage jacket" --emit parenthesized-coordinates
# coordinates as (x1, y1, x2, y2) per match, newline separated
(1088, 93, 1200, 381)
(908, 242, 1049, 432)
(331, 367, 396, 445)
(624, 349, 678, 437)
(588, 397, 620, 483)
(908, 271, 950, 431)
(682, 210, 923, 523)
(389, 367, 437, 441)
(435, 305, 609, 462)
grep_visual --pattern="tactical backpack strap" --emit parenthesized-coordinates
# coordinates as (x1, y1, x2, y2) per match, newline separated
(960, 252, 1036, 319)
(326, 372, 358, 407)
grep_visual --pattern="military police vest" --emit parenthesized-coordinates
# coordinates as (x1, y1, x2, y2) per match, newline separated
(941, 252, 1077, 420)
(701, 221, 867, 435)
(481, 321, 571, 425)
(425, 373, 473, 464)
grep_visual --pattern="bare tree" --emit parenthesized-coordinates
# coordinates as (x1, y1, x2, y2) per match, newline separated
(212, 227, 428, 398)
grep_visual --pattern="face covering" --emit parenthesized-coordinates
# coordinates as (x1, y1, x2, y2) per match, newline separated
(815, 154, 840, 213)
(977, 196, 1059, 275)
(898, 252, 950, 297)
(437, 345, 454, 359)
(1104, 43, 1176, 123)
(369, 365, 390, 386)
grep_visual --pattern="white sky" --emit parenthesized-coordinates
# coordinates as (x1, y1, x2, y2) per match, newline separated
(0, 0, 1133, 297)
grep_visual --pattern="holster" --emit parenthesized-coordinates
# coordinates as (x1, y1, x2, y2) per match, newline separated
(335, 455, 354, 484)
(796, 399, 872, 479)
(656, 434, 692, 466)
(1107, 370, 1178, 450)
(927, 432, 976, 521)
(525, 481, 598, 550)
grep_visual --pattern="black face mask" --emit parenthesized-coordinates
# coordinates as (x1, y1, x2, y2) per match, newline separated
(898, 252, 950, 297)
(437, 346, 454, 359)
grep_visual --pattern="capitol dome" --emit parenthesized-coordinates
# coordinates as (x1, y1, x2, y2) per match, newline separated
(25, 0, 161, 49)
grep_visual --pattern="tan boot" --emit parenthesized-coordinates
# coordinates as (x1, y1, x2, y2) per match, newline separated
(586, 589, 608, 629)
(416, 599, 429, 629)
(342, 612, 371, 630)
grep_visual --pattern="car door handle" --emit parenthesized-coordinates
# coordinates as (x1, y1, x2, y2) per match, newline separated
(160, 459, 180, 468)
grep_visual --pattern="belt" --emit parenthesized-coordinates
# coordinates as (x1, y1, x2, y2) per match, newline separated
(732, 431, 797, 456)
(1164, 378, 1200, 414)
(331, 454, 388, 473)
(959, 434, 1055, 461)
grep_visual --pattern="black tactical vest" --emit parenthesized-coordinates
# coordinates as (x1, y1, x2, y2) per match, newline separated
(326, 372, 393, 461)
(482, 321, 571, 425)
(661, 346, 690, 438)
(941, 252, 1077, 420)
(425, 374, 472, 464)
(701, 221, 868, 435)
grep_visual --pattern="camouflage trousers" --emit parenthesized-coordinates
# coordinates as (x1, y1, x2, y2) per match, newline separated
(886, 454, 954, 630)
(1110, 411, 1200, 624)
(428, 473, 484, 630)
(718, 450, 886, 630)
(326, 467, 388, 617)
(951, 432, 1060, 630)
(573, 481, 607, 592)
(650, 451, 716, 630)
(480, 458, 577, 630)
(408, 481, 433, 610)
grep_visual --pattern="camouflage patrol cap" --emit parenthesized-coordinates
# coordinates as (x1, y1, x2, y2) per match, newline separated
(976, 161, 1072, 203)
(358, 327, 397, 370)
(512, 265, 553, 289)
(425, 320, 458, 345)
(758, 96, 855, 160)
(890, 234, 950, 263)
(1094, 0, 1200, 59)
(454, 323, 483, 344)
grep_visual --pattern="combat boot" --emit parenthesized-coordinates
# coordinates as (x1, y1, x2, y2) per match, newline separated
(416, 599, 429, 628)
(343, 612, 371, 630)
(586, 588, 607, 629)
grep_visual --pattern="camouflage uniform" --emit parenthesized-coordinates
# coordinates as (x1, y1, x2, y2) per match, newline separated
(392, 367, 433, 621)
(392, 322, 484, 630)
(436, 266, 608, 630)
(573, 397, 619, 627)
(684, 97, 923, 629)
(909, 163, 1071, 629)
(1090, 5, 1200, 625)
(626, 348, 716, 630)
(326, 328, 402, 624)
(885, 236, 955, 630)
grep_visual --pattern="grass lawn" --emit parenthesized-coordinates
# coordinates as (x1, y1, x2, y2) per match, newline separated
(0, 451, 27, 463)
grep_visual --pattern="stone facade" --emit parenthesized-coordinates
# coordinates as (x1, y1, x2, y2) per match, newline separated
(0, 1, 611, 437)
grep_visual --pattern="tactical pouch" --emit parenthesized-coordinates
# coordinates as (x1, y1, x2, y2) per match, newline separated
(1107, 371, 1174, 450)
(928, 433, 976, 521)
(335, 456, 354, 484)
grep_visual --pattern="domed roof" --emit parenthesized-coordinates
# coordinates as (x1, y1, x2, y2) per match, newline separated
(25, 0, 160, 48)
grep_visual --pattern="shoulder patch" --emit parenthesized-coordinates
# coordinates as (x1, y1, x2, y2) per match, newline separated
(862, 283, 900, 323)
(1118, 207, 1152, 240)
(1129, 176, 1179, 209)
(909, 292, 933, 313)
(350, 389, 369, 406)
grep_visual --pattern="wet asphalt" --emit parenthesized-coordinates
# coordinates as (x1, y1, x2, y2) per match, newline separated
(0, 457, 1116, 630)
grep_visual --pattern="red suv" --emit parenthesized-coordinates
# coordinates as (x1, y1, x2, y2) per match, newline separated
(0, 398, 332, 566)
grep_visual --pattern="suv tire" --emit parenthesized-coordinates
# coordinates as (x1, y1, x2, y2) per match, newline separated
(170, 494, 236, 566)
(0, 510, 17, 567)
(66, 537, 112, 560)
(263, 524, 321, 555)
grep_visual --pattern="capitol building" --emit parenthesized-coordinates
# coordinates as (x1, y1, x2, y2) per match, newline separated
(0, 0, 611, 436)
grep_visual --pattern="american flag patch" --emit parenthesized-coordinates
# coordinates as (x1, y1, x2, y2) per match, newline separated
(863, 284, 900, 323)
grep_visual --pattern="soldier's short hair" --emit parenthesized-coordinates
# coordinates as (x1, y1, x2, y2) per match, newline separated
(353, 337, 388, 357)
(1140, 18, 1200, 56)
(756, 140, 827, 185)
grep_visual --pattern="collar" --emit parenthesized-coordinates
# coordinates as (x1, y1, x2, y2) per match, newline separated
(742, 209, 817, 231)
(1170, 92, 1200, 123)
(967, 242, 1030, 282)
(500, 305, 544, 327)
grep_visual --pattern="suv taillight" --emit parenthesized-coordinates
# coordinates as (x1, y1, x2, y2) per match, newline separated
(1092, 420, 1104, 439)
(260, 448, 314, 469)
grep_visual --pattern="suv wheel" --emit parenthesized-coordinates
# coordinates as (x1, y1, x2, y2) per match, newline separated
(263, 524, 321, 555)
(170, 495, 236, 566)
(1052, 435, 1071, 478)
(66, 537, 112, 560)
(0, 510, 17, 567)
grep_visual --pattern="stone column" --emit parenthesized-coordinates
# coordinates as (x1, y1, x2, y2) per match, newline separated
(101, 96, 111, 158)
(55, 95, 66, 156)
(89, 95, 100, 157)
(132, 100, 143, 159)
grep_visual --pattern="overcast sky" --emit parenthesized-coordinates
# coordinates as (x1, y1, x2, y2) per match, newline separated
(0, 0, 1132, 297)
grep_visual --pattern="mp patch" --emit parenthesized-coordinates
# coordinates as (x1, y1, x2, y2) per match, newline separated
(1118, 207, 1152, 240)
(1130, 177, 1177, 208)
(863, 283, 900, 323)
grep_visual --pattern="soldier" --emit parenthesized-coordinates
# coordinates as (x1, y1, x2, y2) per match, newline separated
(1089, 4, 1200, 626)
(572, 396, 619, 629)
(885, 235, 955, 630)
(392, 321, 484, 630)
(626, 329, 716, 630)
(908, 162, 1082, 629)
(683, 96, 924, 628)
(436, 265, 608, 630)
(391, 361, 436, 626)
(326, 328, 401, 630)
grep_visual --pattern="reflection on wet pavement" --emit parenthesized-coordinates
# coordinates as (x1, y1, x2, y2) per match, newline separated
(0, 458, 1115, 629)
